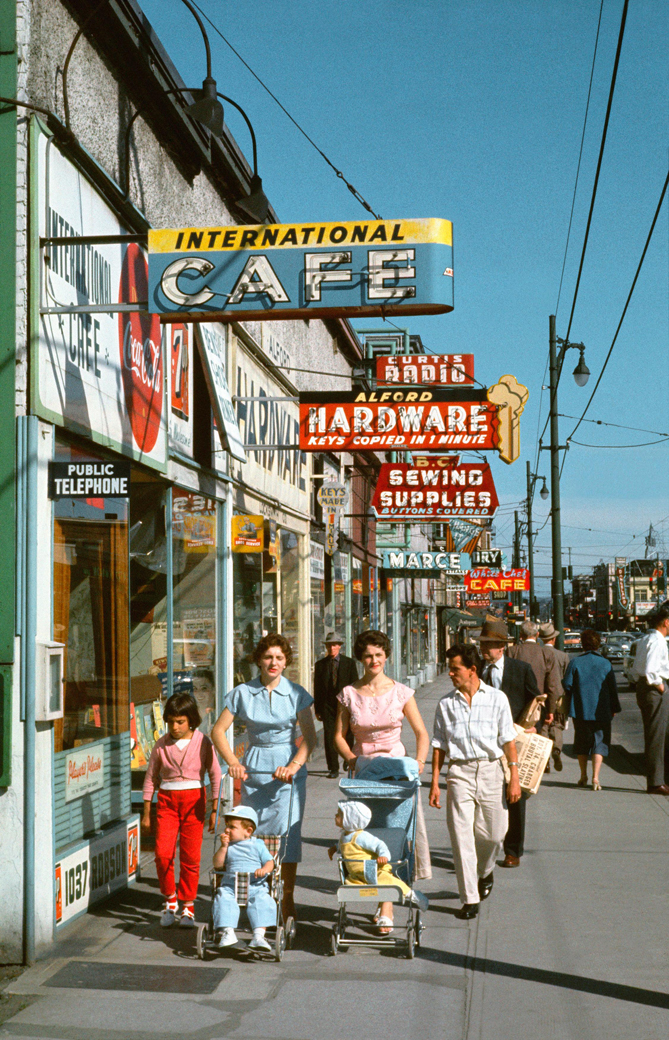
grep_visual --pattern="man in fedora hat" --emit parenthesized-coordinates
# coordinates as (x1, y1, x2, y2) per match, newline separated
(538, 621, 570, 772)
(314, 633, 358, 778)
(479, 618, 540, 868)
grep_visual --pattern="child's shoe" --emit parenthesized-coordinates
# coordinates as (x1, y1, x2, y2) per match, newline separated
(248, 928, 271, 951)
(216, 927, 238, 948)
(160, 897, 178, 927)
(179, 903, 196, 927)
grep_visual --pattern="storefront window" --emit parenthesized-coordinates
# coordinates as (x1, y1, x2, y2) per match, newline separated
(351, 557, 363, 637)
(233, 550, 262, 685)
(53, 442, 129, 753)
(172, 491, 218, 734)
(333, 551, 347, 636)
(128, 480, 168, 782)
(280, 529, 301, 681)
(310, 540, 326, 666)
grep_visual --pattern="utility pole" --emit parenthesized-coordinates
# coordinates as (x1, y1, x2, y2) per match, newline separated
(549, 315, 565, 650)
(513, 510, 521, 612)
(526, 461, 535, 620)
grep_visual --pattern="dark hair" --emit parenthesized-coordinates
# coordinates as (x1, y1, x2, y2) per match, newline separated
(581, 629, 601, 652)
(253, 633, 294, 666)
(163, 692, 201, 730)
(353, 629, 392, 662)
(446, 642, 482, 675)
(652, 605, 669, 627)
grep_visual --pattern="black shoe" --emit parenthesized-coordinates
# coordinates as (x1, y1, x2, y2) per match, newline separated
(478, 873, 494, 900)
(552, 751, 563, 772)
(456, 903, 479, 920)
(327, 770, 339, 779)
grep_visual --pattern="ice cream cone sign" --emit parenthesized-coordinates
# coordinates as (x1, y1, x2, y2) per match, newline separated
(487, 375, 529, 464)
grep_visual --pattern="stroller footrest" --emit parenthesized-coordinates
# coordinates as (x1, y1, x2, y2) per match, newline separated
(337, 884, 405, 903)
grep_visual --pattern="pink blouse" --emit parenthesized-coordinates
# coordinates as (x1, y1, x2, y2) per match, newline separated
(337, 682, 415, 758)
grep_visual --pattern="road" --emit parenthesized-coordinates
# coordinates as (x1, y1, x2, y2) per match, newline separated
(2, 663, 669, 1040)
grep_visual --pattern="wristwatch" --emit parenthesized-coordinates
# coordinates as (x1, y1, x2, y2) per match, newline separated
(507, 761, 519, 768)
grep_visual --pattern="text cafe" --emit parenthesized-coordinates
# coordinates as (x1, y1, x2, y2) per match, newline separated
(24, 126, 244, 936)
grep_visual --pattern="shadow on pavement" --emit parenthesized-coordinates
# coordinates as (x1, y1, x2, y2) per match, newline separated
(422, 948, 669, 1009)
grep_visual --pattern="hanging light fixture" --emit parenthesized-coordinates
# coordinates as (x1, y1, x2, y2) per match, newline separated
(572, 350, 590, 387)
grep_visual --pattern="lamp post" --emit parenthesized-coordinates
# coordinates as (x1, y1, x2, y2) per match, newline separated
(545, 315, 590, 650)
(526, 461, 548, 621)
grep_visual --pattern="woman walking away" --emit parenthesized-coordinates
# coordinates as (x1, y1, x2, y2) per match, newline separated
(334, 629, 431, 934)
(562, 629, 621, 791)
(142, 692, 221, 927)
(212, 634, 317, 926)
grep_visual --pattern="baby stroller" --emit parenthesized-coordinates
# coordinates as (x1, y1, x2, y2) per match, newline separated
(196, 771, 296, 962)
(331, 774, 427, 959)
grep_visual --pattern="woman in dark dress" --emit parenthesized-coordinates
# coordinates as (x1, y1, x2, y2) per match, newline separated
(562, 629, 621, 791)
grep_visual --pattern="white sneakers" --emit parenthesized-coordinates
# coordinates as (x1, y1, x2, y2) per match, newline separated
(216, 927, 238, 948)
(179, 905, 196, 928)
(248, 929, 271, 951)
(160, 899, 179, 927)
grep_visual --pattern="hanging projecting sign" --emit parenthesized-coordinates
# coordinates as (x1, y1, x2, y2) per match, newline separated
(443, 519, 483, 554)
(299, 377, 528, 463)
(148, 219, 453, 322)
(194, 325, 246, 462)
(471, 548, 504, 568)
(382, 550, 464, 574)
(376, 354, 474, 385)
(317, 483, 348, 556)
(371, 456, 498, 520)
(36, 130, 167, 471)
(464, 568, 530, 592)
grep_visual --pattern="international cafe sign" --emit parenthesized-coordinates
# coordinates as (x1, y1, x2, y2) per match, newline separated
(371, 456, 499, 521)
(148, 218, 453, 323)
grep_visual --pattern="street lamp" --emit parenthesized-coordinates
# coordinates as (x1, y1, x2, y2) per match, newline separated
(526, 464, 548, 620)
(541, 316, 589, 649)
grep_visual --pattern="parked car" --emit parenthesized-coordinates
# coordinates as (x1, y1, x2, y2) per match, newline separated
(563, 630, 582, 653)
(602, 636, 631, 662)
(623, 635, 669, 688)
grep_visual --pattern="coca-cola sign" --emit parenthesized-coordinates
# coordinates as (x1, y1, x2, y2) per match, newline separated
(35, 131, 167, 469)
(119, 244, 164, 454)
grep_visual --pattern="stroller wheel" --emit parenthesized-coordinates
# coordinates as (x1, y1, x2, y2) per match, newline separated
(196, 923, 209, 961)
(415, 911, 423, 947)
(406, 925, 415, 960)
(331, 929, 339, 956)
(274, 925, 285, 962)
(285, 916, 296, 943)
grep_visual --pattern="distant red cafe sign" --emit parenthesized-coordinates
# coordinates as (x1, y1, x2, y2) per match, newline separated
(464, 568, 530, 592)
(466, 595, 490, 609)
(299, 389, 499, 453)
(377, 354, 475, 386)
(371, 456, 498, 520)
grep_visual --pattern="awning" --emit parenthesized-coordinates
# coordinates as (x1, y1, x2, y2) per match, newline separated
(442, 607, 480, 629)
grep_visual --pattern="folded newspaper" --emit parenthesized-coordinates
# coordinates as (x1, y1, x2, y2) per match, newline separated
(501, 725, 553, 795)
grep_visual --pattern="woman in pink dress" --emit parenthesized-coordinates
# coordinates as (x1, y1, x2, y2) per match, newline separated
(334, 630, 431, 933)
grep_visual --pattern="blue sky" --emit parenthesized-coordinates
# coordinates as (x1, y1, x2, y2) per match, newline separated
(141, 0, 669, 593)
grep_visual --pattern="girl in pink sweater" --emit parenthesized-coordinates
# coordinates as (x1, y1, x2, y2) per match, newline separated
(142, 693, 222, 927)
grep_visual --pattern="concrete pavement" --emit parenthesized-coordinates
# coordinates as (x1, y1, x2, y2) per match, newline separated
(2, 665, 669, 1040)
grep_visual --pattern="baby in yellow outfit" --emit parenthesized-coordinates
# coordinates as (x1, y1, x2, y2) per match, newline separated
(329, 800, 412, 895)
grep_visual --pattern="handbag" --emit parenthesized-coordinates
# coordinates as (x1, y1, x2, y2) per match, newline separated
(517, 694, 546, 729)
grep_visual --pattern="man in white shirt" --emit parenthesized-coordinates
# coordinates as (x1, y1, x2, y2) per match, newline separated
(429, 643, 521, 919)
(631, 606, 669, 794)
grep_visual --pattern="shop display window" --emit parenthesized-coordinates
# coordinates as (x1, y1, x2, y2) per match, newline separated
(280, 529, 301, 681)
(128, 480, 168, 782)
(53, 442, 129, 753)
(172, 491, 218, 734)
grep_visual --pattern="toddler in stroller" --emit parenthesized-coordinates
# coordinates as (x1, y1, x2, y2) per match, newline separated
(212, 805, 276, 951)
(330, 800, 413, 900)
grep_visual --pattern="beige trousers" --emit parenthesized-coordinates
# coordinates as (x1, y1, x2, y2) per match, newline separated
(446, 758, 508, 904)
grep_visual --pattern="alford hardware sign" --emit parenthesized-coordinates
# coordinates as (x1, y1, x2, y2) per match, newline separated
(299, 377, 528, 464)
(148, 219, 453, 322)
(464, 568, 530, 592)
(371, 456, 498, 520)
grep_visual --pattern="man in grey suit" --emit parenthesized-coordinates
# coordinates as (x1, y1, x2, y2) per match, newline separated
(539, 621, 570, 772)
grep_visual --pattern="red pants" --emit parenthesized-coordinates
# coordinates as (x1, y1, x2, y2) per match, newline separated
(155, 789, 206, 902)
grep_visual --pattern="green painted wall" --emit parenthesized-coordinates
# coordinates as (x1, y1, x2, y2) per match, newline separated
(0, 2, 16, 785)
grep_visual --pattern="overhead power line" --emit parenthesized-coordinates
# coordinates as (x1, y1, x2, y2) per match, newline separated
(190, 0, 382, 219)
(563, 167, 669, 451)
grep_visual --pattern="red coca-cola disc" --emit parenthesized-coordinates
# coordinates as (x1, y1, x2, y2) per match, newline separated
(118, 243, 163, 453)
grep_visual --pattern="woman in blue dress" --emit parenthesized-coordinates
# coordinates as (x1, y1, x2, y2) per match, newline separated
(212, 633, 317, 922)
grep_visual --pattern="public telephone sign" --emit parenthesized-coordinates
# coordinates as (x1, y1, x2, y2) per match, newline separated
(464, 568, 530, 592)
(148, 219, 453, 322)
(376, 354, 475, 385)
(371, 456, 498, 520)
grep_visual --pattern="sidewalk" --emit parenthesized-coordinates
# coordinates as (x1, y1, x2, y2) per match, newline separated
(2, 669, 669, 1040)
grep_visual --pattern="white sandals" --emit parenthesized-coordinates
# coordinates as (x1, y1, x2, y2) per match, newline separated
(376, 915, 394, 933)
